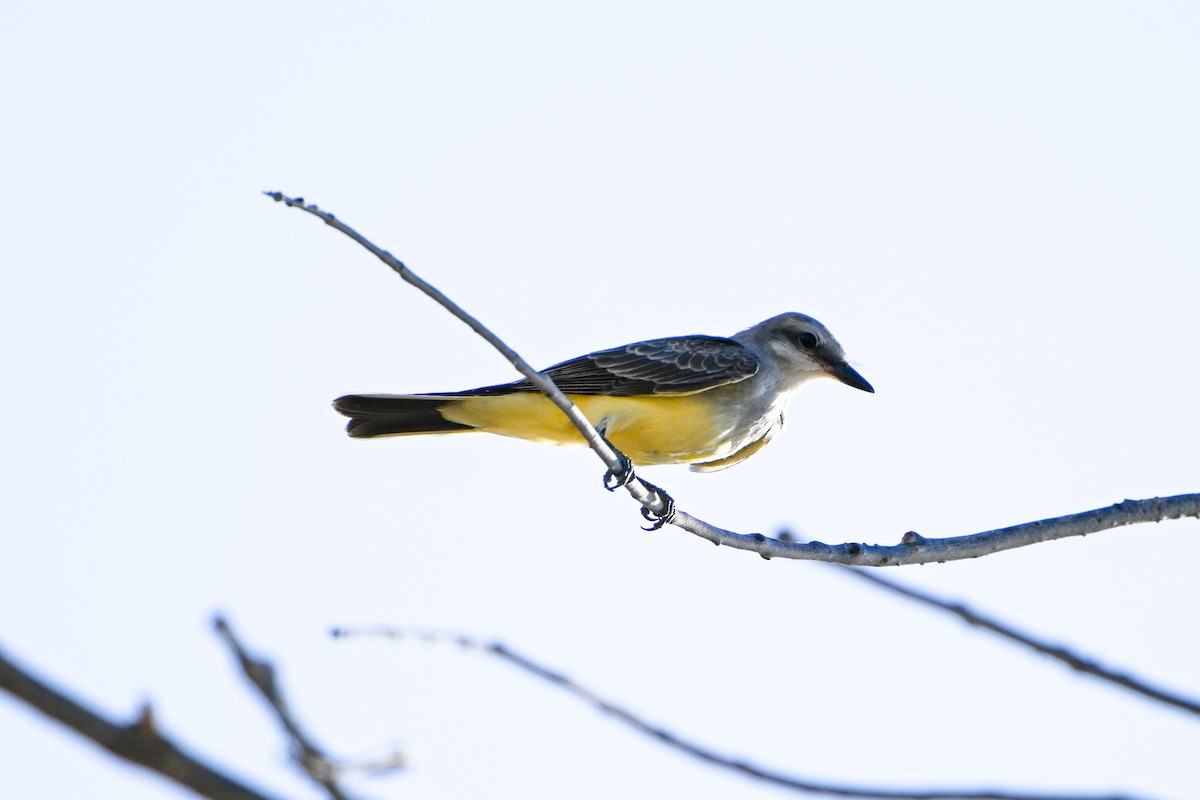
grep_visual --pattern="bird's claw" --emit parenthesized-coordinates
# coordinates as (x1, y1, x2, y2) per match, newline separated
(602, 452, 636, 491)
(638, 480, 676, 531)
(594, 429, 672, 528)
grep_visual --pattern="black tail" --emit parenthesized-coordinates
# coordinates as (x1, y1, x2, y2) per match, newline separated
(333, 394, 474, 438)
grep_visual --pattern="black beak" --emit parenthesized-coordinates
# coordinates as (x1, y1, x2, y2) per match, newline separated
(825, 361, 874, 393)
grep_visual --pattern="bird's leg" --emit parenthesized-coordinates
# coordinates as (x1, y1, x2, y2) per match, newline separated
(593, 420, 672, 529)
(637, 479, 676, 531)
(597, 420, 636, 491)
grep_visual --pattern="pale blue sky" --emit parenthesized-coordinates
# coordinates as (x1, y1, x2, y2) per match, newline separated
(2, 3, 1198, 798)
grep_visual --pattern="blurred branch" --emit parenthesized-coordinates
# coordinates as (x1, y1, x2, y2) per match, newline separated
(265, 191, 1199, 564)
(333, 626, 1146, 800)
(831, 566, 1200, 717)
(0, 639, 279, 800)
(215, 617, 402, 800)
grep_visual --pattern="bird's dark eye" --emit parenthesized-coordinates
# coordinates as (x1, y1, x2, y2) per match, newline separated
(793, 330, 819, 350)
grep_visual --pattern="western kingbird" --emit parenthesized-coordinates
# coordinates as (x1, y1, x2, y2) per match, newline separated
(334, 312, 872, 472)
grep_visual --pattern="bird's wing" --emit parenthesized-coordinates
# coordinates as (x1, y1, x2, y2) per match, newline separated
(454, 335, 761, 397)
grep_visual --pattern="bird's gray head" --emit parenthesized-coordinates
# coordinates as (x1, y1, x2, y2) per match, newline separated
(736, 312, 874, 393)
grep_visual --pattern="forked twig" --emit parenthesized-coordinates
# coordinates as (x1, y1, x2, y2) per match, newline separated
(215, 617, 380, 800)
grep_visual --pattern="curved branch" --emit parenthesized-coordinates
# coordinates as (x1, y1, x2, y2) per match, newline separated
(265, 191, 1199, 564)
(0, 640, 279, 800)
(680, 494, 1200, 565)
(832, 566, 1200, 717)
(333, 627, 1148, 800)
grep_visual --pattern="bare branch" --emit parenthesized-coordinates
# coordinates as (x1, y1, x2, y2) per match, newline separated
(830, 565, 1200, 717)
(262, 191, 668, 522)
(679, 494, 1200, 565)
(333, 627, 1148, 800)
(214, 616, 377, 800)
(681, 494, 1195, 563)
(265, 191, 1199, 563)
(0, 639, 280, 800)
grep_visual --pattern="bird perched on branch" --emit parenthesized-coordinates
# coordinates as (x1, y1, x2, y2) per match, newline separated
(334, 312, 872, 472)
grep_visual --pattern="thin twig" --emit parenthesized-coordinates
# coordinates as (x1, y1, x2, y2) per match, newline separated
(214, 616, 363, 800)
(333, 627, 1150, 800)
(265, 191, 1199, 563)
(262, 191, 668, 522)
(830, 565, 1200, 717)
(0, 640, 280, 800)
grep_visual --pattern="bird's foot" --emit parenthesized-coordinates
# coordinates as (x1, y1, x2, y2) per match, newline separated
(602, 451, 636, 491)
(593, 426, 671, 528)
(598, 424, 636, 491)
(638, 480, 676, 531)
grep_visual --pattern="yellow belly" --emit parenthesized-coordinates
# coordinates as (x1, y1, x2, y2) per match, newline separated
(439, 391, 740, 466)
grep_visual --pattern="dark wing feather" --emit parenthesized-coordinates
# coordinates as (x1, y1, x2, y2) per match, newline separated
(449, 335, 760, 397)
